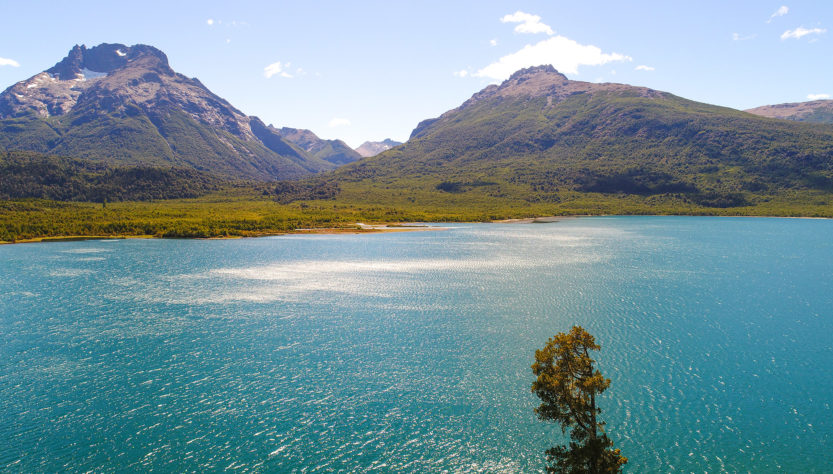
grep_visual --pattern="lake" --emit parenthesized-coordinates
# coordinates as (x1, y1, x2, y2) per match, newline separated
(1, 217, 832, 472)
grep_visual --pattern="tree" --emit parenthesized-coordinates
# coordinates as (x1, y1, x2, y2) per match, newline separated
(531, 326, 627, 473)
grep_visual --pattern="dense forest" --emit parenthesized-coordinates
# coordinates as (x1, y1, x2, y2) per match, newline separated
(0, 151, 222, 202)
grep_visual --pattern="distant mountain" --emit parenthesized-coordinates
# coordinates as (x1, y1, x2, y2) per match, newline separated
(355, 139, 402, 157)
(275, 127, 362, 165)
(746, 100, 833, 124)
(293, 65, 833, 209)
(0, 43, 338, 180)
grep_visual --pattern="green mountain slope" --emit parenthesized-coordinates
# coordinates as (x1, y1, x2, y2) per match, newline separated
(288, 66, 833, 214)
(0, 43, 338, 180)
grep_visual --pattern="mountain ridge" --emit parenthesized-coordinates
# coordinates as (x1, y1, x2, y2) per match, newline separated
(746, 100, 833, 124)
(0, 43, 349, 180)
(274, 126, 362, 165)
(289, 64, 833, 212)
(355, 139, 402, 157)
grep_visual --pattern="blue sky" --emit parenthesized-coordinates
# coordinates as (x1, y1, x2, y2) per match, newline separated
(0, 1, 830, 147)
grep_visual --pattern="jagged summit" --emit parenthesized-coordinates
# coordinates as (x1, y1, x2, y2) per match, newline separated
(47, 43, 171, 80)
(0, 42, 346, 180)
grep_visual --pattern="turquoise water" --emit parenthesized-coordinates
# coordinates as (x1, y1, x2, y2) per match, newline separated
(1, 217, 832, 472)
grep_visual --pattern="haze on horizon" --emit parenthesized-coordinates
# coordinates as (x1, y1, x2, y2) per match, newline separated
(0, 0, 830, 148)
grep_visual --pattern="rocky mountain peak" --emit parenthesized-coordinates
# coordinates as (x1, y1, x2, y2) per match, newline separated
(0, 42, 350, 180)
(46, 43, 171, 80)
(0, 42, 229, 125)
(507, 64, 568, 82)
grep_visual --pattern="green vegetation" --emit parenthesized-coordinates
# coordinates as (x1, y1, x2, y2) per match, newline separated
(3, 70, 833, 243)
(289, 90, 833, 217)
(3, 185, 830, 244)
(532, 326, 627, 473)
(1, 151, 221, 202)
(0, 191, 470, 243)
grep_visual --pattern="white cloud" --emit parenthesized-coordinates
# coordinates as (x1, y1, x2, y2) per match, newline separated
(635, 65, 655, 71)
(490, 39, 498, 47)
(501, 11, 554, 35)
(475, 36, 631, 80)
(206, 18, 214, 26)
(732, 32, 756, 41)
(807, 93, 830, 100)
(767, 6, 789, 23)
(453, 69, 469, 77)
(328, 118, 351, 127)
(781, 27, 826, 40)
(0, 57, 20, 67)
(264, 61, 293, 78)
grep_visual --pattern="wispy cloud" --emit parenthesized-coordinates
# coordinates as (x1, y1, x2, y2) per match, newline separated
(475, 36, 631, 80)
(489, 39, 498, 47)
(781, 26, 826, 40)
(501, 11, 554, 35)
(264, 61, 293, 79)
(767, 6, 789, 23)
(206, 19, 247, 27)
(453, 69, 469, 78)
(328, 118, 351, 127)
(0, 57, 20, 67)
(635, 65, 655, 71)
(807, 93, 830, 100)
(732, 32, 756, 41)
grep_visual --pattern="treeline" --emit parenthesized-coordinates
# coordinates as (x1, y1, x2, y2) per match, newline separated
(272, 179, 340, 203)
(0, 151, 222, 201)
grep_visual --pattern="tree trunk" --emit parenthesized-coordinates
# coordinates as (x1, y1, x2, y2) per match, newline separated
(590, 391, 598, 473)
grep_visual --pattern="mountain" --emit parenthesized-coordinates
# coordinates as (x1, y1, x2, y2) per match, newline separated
(0, 43, 338, 180)
(746, 100, 833, 124)
(288, 65, 833, 211)
(355, 139, 402, 157)
(275, 127, 362, 165)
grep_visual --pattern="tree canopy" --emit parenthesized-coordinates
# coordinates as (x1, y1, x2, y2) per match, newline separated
(532, 326, 627, 473)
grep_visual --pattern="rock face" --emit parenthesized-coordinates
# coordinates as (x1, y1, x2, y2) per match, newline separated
(355, 139, 402, 157)
(275, 127, 362, 165)
(0, 43, 339, 180)
(746, 100, 833, 124)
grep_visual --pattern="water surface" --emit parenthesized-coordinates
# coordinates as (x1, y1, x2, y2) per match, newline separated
(1, 217, 832, 471)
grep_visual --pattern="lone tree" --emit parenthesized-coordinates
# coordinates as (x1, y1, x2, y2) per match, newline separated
(531, 326, 627, 473)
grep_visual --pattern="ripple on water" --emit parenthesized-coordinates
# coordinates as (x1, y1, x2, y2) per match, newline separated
(1, 218, 832, 472)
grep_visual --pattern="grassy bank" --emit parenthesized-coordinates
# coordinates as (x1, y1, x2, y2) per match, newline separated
(2, 186, 831, 243)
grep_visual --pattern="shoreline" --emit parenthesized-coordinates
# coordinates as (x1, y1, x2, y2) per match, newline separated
(0, 223, 447, 246)
(2, 214, 829, 245)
